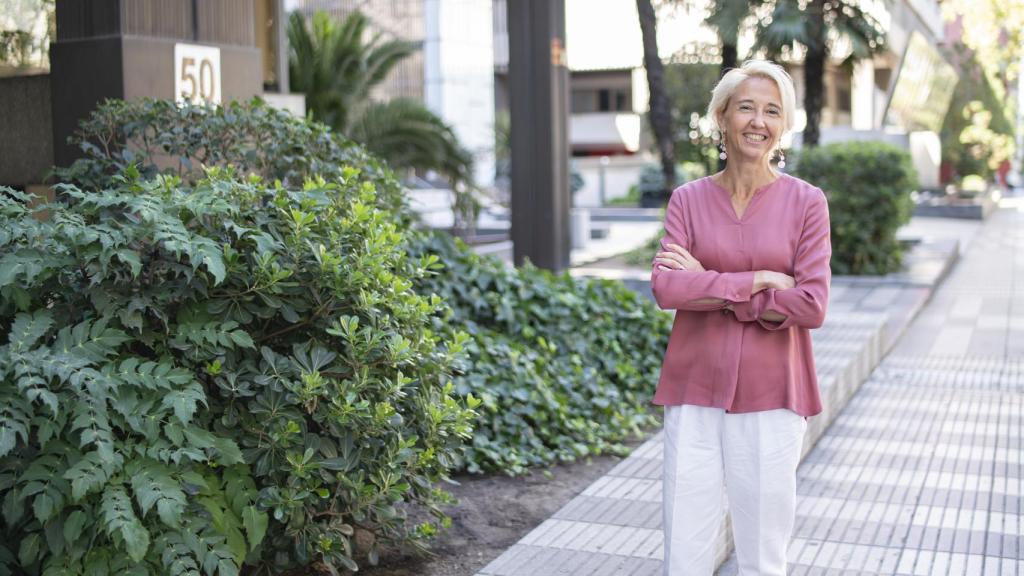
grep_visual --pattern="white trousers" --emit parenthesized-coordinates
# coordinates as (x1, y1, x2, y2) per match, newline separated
(662, 404, 807, 576)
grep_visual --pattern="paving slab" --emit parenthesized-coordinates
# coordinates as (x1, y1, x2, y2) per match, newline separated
(482, 203, 1017, 575)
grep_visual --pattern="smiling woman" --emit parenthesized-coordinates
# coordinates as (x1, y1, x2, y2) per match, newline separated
(650, 60, 831, 576)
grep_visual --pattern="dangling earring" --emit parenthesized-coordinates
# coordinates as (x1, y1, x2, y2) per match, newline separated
(776, 148, 786, 169)
(719, 142, 727, 161)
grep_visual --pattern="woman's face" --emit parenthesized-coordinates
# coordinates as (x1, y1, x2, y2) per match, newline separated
(717, 76, 784, 166)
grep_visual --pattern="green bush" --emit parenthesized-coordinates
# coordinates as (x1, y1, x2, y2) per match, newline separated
(637, 164, 687, 207)
(623, 233, 663, 267)
(0, 170, 475, 574)
(53, 98, 412, 225)
(794, 141, 917, 275)
(52, 97, 672, 478)
(414, 235, 670, 475)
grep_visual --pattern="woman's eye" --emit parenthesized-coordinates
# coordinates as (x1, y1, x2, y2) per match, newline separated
(768, 109, 780, 116)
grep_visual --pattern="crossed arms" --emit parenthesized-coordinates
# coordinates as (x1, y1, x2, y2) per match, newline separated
(649, 193, 831, 330)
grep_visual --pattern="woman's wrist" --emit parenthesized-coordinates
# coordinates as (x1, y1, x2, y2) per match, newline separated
(752, 271, 766, 294)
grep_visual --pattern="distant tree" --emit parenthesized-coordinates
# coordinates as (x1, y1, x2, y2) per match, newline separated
(288, 10, 477, 231)
(755, 0, 886, 146)
(704, 0, 766, 76)
(664, 60, 720, 175)
(636, 0, 677, 199)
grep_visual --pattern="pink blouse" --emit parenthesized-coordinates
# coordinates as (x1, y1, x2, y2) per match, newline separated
(650, 173, 831, 417)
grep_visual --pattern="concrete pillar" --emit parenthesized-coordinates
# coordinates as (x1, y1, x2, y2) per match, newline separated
(507, 0, 571, 271)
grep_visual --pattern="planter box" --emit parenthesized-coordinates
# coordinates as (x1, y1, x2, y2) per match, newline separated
(913, 190, 997, 220)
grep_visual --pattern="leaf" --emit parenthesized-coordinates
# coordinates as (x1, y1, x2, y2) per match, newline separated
(128, 460, 186, 528)
(63, 509, 88, 545)
(161, 383, 207, 425)
(18, 532, 40, 566)
(64, 451, 123, 501)
(0, 423, 25, 459)
(114, 249, 143, 277)
(32, 492, 55, 523)
(241, 506, 267, 550)
(0, 259, 23, 289)
(209, 437, 244, 466)
(101, 486, 150, 562)
(7, 310, 53, 351)
(227, 330, 255, 349)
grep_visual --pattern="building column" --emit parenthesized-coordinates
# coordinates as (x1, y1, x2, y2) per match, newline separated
(507, 0, 570, 271)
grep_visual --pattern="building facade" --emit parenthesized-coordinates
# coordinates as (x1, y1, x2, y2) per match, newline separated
(0, 0, 300, 189)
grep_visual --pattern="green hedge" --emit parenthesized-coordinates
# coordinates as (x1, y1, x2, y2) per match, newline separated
(1, 98, 673, 572)
(53, 98, 412, 225)
(415, 235, 669, 474)
(795, 141, 917, 275)
(0, 171, 475, 574)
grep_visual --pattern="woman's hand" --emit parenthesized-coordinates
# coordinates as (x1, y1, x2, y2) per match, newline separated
(754, 270, 795, 293)
(655, 243, 706, 272)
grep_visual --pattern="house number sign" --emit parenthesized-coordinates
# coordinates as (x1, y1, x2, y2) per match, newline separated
(174, 43, 221, 104)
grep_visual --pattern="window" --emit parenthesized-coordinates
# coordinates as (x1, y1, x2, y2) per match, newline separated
(570, 87, 631, 113)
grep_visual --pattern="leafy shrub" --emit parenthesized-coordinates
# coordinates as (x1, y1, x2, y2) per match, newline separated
(795, 141, 917, 275)
(637, 164, 688, 208)
(414, 235, 670, 474)
(53, 98, 412, 225)
(0, 170, 475, 574)
(623, 233, 663, 267)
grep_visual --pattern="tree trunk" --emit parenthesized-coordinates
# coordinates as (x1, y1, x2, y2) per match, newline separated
(636, 0, 676, 198)
(720, 42, 738, 77)
(718, 41, 738, 171)
(802, 0, 827, 147)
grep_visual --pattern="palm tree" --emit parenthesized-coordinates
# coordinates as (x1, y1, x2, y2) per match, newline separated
(755, 0, 886, 146)
(636, 0, 676, 202)
(705, 0, 766, 76)
(288, 10, 476, 229)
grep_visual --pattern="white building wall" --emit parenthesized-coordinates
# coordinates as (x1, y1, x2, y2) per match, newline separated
(424, 0, 495, 186)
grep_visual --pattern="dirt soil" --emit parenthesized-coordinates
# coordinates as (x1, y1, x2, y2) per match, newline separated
(358, 434, 654, 576)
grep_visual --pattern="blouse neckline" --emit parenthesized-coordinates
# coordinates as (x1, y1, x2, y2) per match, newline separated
(704, 172, 789, 222)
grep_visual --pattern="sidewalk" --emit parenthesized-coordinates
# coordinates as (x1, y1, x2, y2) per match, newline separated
(719, 199, 1022, 574)
(478, 201, 1024, 574)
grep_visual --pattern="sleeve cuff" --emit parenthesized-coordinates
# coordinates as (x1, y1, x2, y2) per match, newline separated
(731, 291, 766, 322)
(725, 271, 755, 302)
(755, 289, 791, 331)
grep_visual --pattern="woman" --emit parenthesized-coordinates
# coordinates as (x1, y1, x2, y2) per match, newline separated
(651, 60, 831, 575)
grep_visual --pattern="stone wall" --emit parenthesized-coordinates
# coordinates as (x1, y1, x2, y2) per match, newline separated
(0, 74, 53, 188)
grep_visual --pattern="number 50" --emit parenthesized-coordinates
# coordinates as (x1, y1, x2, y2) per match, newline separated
(180, 57, 216, 102)
(174, 44, 221, 105)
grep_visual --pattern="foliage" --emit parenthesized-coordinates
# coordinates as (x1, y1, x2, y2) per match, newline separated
(52, 98, 413, 226)
(287, 10, 478, 233)
(754, 0, 886, 66)
(794, 141, 917, 275)
(607, 185, 643, 207)
(623, 233, 664, 267)
(412, 235, 669, 475)
(635, 164, 689, 208)
(0, 170, 476, 574)
(704, 0, 766, 60)
(0, 0, 54, 70)
(46, 93, 671, 502)
(664, 62, 721, 175)
(636, 0, 677, 195)
(940, 44, 1017, 181)
(941, 0, 1024, 88)
(754, 0, 886, 146)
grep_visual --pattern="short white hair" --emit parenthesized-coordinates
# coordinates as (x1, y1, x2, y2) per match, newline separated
(707, 59, 797, 135)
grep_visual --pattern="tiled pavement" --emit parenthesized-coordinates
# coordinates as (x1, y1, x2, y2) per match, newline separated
(481, 201, 1024, 575)
(476, 310, 888, 576)
(718, 200, 1023, 574)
